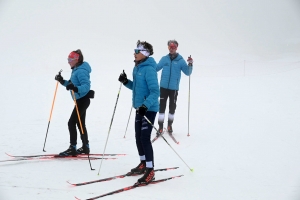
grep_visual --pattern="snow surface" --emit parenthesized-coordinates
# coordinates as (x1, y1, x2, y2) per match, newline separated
(0, 1, 300, 199)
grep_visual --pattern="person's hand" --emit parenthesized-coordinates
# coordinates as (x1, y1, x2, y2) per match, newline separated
(55, 74, 64, 84)
(187, 55, 193, 66)
(136, 104, 148, 117)
(118, 70, 128, 84)
(66, 83, 78, 92)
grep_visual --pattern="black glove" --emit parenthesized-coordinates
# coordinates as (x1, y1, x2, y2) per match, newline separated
(118, 70, 128, 85)
(55, 74, 64, 84)
(136, 104, 148, 117)
(66, 83, 78, 92)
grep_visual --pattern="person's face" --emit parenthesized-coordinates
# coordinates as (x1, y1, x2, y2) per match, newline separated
(168, 43, 177, 54)
(134, 49, 146, 62)
(68, 58, 78, 68)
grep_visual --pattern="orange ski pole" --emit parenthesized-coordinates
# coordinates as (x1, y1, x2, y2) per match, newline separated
(43, 70, 62, 152)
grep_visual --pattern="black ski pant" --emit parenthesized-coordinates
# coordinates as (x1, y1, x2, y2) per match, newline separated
(68, 95, 90, 146)
(159, 87, 178, 114)
(135, 111, 156, 165)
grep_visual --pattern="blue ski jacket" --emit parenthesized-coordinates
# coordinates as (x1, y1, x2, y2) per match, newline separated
(124, 57, 159, 112)
(156, 53, 193, 91)
(62, 62, 91, 100)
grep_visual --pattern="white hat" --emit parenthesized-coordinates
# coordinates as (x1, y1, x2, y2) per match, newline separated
(136, 44, 150, 57)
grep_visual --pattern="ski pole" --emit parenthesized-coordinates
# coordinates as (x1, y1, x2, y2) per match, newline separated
(71, 90, 95, 171)
(187, 75, 191, 136)
(98, 83, 122, 175)
(187, 55, 191, 137)
(144, 115, 194, 172)
(123, 107, 133, 138)
(43, 69, 62, 152)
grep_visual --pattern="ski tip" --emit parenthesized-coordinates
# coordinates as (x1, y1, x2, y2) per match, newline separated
(5, 152, 12, 157)
(67, 181, 76, 186)
(74, 196, 81, 200)
(177, 142, 180, 144)
(190, 168, 194, 172)
(165, 167, 179, 170)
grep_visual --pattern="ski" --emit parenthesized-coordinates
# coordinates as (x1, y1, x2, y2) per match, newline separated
(167, 132, 179, 144)
(151, 129, 165, 143)
(5, 153, 126, 158)
(0, 156, 114, 163)
(151, 128, 179, 144)
(74, 175, 183, 200)
(164, 128, 179, 144)
(68, 167, 178, 186)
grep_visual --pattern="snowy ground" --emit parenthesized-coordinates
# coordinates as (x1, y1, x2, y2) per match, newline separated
(1, 1, 300, 200)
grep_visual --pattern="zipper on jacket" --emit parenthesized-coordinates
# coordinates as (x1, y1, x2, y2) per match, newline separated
(167, 59, 173, 89)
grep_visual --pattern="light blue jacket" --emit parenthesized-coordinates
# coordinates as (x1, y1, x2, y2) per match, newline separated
(62, 62, 91, 100)
(124, 57, 159, 112)
(156, 53, 193, 91)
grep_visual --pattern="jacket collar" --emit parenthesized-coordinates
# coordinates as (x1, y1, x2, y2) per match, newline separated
(134, 57, 149, 66)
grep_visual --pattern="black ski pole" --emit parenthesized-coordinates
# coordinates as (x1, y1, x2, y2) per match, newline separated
(123, 107, 133, 138)
(43, 69, 62, 152)
(188, 55, 191, 137)
(98, 83, 122, 175)
(71, 90, 95, 171)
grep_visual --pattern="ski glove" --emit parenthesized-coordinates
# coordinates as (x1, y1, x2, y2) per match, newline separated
(187, 56, 193, 66)
(137, 104, 148, 117)
(118, 70, 128, 85)
(55, 74, 65, 85)
(66, 83, 78, 92)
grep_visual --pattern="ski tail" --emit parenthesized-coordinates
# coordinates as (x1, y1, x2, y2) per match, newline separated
(5, 152, 126, 158)
(74, 175, 183, 199)
(68, 167, 179, 186)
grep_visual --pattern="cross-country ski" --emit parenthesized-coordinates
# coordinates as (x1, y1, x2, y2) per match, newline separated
(74, 175, 183, 200)
(68, 167, 178, 186)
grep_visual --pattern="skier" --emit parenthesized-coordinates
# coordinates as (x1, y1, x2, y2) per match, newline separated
(156, 40, 193, 134)
(54, 49, 93, 156)
(118, 40, 159, 184)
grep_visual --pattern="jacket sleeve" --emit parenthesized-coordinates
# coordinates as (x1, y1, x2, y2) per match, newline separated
(156, 57, 164, 72)
(124, 79, 133, 90)
(143, 67, 159, 109)
(62, 80, 69, 87)
(181, 60, 193, 76)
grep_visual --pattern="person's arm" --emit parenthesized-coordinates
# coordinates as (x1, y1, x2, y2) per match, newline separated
(124, 79, 133, 90)
(143, 68, 159, 109)
(181, 57, 193, 76)
(156, 57, 165, 72)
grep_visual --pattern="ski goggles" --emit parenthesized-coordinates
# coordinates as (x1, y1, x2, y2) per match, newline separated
(68, 52, 79, 62)
(168, 43, 177, 50)
(134, 49, 148, 54)
(68, 58, 77, 63)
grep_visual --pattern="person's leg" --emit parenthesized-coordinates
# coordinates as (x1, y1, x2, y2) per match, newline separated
(131, 113, 146, 174)
(58, 107, 77, 156)
(140, 111, 156, 168)
(76, 98, 90, 145)
(76, 97, 91, 154)
(168, 90, 178, 132)
(158, 87, 168, 131)
(138, 111, 156, 184)
(68, 106, 78, 146)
